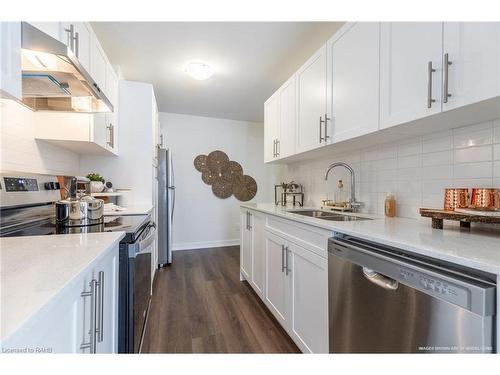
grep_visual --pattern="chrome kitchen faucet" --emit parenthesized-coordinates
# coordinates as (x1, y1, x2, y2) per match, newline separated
(324, 162, 362, 212)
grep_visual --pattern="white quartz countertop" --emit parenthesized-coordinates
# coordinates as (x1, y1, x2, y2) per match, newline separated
(241, 203, 500, 275)
(103, 204, 153, 216)
(0, 232, 125, 341)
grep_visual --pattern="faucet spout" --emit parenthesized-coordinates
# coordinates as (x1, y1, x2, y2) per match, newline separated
(324, 162, 357, 207)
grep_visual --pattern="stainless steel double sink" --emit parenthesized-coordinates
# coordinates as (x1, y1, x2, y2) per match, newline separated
(286, 209, 371, 222)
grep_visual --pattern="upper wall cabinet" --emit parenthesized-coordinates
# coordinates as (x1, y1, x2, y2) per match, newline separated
(296, 45, 328, 153)
(0, 22, 21, 100)
(278, 75, 297, 159)
(379, 22, 443, 129)
(443, 22, 500, 111)
(328, 22, 380, 143)
(264, 92, 280, 162)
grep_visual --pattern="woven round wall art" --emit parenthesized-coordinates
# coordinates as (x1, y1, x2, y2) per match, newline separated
(194, 150, 257, 201)
(233, 175, 258, 202)
(212, 178, 233, 199)
(194, 155, 208, 172)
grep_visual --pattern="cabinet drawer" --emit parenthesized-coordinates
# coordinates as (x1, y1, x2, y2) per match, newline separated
(265, 215, 330, 259)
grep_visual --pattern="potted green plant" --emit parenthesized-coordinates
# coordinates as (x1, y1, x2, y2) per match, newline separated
(86, 173, 105, 193)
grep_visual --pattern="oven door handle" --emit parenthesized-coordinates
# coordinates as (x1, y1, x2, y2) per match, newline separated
(137, 223, 156, 254)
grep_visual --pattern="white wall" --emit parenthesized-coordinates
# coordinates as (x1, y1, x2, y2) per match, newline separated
(79, 81, 155, 207)
(160, 112, 283, 250)
(284, 119, 500, 219)
(0, 99, 80, 175)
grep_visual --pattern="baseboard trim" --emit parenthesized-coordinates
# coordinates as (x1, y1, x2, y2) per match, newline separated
(172, 239, 240, 251)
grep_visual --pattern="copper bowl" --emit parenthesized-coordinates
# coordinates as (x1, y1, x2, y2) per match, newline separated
(444, 188, 469, 211)
(469, 188, 500, 211)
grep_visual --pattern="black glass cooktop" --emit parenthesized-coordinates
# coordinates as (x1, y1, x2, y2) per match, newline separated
(0, 214, 150, 239)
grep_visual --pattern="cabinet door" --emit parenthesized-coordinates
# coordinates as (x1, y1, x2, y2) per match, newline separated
(91, 113, 107, 148)
(240, 210, 253, 280)
(91, 35, 107, 93)
(330, 23, 380, 143)
(278, 75, 297, 158)
(443, 22, 500, 111)
(380, 22, 443, 129)
(95, 248, 119, 353)
(73, 23, 92, 73)
(264, 230, 289, 329)
(250, 212, 265, 297)
(296, 45, 327, 152)
(0, 22, 21, 100)
(288, 242, 328, 353)
(264, 93, 279, 162)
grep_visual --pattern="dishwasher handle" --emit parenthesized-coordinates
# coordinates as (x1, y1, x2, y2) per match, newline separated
(362, 267, 399, 291)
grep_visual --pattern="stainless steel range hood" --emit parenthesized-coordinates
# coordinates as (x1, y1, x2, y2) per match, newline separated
(20, 22, 113, 113)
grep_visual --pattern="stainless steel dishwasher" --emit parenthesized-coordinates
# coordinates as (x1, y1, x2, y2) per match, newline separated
(328, 234, 496, 353)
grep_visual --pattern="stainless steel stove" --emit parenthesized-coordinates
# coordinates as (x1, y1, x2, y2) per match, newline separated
(0, 172, 155, 354)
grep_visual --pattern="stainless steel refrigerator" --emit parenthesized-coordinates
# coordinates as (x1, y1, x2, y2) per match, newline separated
(157, 148, 175, 266)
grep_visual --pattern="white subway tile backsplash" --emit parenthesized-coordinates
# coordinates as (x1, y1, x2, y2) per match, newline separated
(454, 145, 492, 164)
(453, 121, 493, 148)
(284, 118, 500, 219)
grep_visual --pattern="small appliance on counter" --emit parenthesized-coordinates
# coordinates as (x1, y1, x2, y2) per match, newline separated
(275, 181, 304, 207)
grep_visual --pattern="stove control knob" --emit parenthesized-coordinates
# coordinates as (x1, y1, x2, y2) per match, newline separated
(44, 182, 52, 190)
(54, 182, 60, 190)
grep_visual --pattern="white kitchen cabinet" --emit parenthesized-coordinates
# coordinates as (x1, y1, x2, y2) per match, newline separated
(328, 22, 380, 142)
(443, 22, 500, 111)
(264, 230, 289, 328)
(60, 22, 92, 73)
(278, 75, 297, 158)
(91, 34, 107, 95)
(288, 241, 328, 353)
(240, 209, 253, 280)
(264, 92, 280, 162)
(250, 212, 265, 297)
(35, 111, 115, 156)
(0, 22, 21, 100)
(3, 245, 119, 354)
(380, 22, 443, 129)
(104, 64, 119, 153)
(296, 44, 327, 153)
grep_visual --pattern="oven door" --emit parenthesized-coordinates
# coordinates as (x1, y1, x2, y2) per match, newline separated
(130, 222, 155, 353)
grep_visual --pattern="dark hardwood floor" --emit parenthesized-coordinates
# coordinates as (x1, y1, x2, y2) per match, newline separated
(141, 246, 300, 353)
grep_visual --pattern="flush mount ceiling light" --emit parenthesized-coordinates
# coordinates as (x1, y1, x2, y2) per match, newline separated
(184, 60, 214, 80)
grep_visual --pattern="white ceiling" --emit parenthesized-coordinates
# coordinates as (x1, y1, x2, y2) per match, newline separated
(91, 22, 344, 122)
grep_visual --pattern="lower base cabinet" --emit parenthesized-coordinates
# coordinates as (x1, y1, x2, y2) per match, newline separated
(3, 245, 119, 353)
(241, 208, 329, 353)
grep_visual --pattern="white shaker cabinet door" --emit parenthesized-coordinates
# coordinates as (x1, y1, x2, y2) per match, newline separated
(288, 242, 328, 353)
(296, 45, 327, 153)
(250, 212, 265, 297)
(264, 92, 280, 162)
(278, 75, 297, 159)
(380, 22, 443, 129)
(264, 231, 289, 329)
(240, 210, 253, 280)
(330, 22, 380, 143)
(0, 22, 21, 100)
(443, 22, 500, 111)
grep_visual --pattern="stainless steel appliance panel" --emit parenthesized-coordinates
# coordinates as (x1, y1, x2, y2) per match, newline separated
(157, 148, 174, 266)
(328, 237, 495, 354)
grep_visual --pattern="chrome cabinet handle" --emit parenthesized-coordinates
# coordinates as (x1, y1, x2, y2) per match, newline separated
(281, 245, 286, 273)
(319, 116, 324, 143)
(276, 139, 280, 157)
(80, 278, 98, 353)
(324, 114, 331, 142)
(97, 271, 104, 343)
(248, 212, 252, 230)
(427, 61, 436, 108)
(285, 246, 290, 275)
(443, 53, 452, 103)
(74, 31, 79, 58)
(272, 139, 276, 157)
(65, 24, 75, 51)
(106, 123, 114, 148)
(362, 267, 399, 290)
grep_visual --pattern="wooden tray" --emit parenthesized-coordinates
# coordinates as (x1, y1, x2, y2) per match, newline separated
(419, 208, 500, 229)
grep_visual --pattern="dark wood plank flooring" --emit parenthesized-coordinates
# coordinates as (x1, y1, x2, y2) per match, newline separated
(141, 246, 300, 353)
